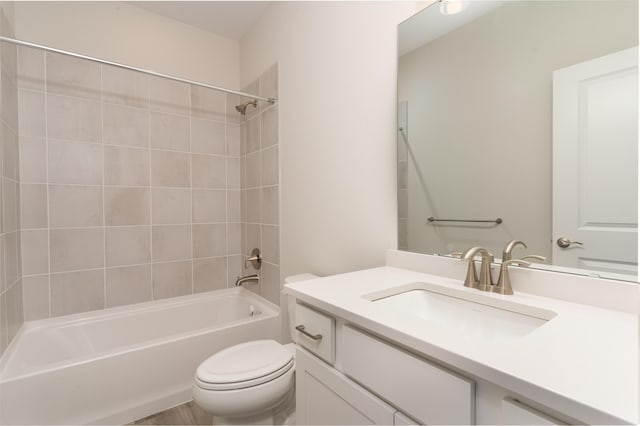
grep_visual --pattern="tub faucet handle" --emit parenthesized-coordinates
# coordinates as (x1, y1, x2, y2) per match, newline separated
(245, 248, 262, 270)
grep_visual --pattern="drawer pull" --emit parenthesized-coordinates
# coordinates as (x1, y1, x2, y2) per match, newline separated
(296, 325, 323, 341)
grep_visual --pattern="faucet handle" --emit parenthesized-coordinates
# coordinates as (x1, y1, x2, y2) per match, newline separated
(492, 259, 531, 295)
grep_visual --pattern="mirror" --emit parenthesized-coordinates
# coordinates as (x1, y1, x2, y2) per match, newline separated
(397, 0, 639, 281)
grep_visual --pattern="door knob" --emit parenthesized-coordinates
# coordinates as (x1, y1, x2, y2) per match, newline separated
(556, 237, 584, 249)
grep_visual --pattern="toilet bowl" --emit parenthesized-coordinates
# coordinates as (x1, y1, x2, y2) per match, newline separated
(192, 273, 318, 425)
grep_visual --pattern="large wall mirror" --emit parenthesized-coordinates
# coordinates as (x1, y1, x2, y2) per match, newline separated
(397, 0, 639, 281)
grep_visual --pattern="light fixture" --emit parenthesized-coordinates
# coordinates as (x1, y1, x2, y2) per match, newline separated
(439, 0, 470, 15)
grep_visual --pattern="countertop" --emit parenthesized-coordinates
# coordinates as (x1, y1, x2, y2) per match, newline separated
(285, 266, 639, 425)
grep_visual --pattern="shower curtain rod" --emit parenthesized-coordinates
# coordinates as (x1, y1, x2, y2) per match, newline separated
(0, 36, 276, 104)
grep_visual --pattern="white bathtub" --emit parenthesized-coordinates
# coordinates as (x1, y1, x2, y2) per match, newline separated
(0, 287, 280, 425)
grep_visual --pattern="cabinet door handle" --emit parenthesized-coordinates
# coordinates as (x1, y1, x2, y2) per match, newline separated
(295, 325, 323, 341)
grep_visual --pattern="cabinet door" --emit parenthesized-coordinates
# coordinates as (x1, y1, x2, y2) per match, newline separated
(296, 347, 396, 425)
(502, 398, 565, 425)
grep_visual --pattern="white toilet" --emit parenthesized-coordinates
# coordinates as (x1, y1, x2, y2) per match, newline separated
(192, 273, 318, 425)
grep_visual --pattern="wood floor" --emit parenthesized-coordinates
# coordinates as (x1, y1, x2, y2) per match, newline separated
(130, 401, 212, 425)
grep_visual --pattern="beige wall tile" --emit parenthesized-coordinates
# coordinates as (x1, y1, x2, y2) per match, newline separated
(21, 229, 49, 275)
(261, 225, 279, 265)
(246, 188, 260, 223)
(46, 52, 101, 100)
(150, 111, 189, 151)
(261, 262, 280, 306)
(192, 189, 226, 223)
(50, 269, 104, 316)
(149, 76, 189, 116)
(50, 228, 104, 273)
(106, 226, 150, 267)
(17, 46, 44, 91)
(20, 183, 46, 229)
(261, 186, 279, 225)
(150, 150, 190, 187)
(261, 106, 278, 148)
(190, 85, 225, 121)
(103, 103, 149, 148)
(19, 136, 46, 183)
(227, 125, 242, 157)
(18, 89, 45, 138)
(102, 66, 148, 108)
(192, 224, 226, 259)
(4, 280, 24, 340)
(193, 257, 226, 293)
(192, 154, 225, 189)
(48, 139, 103, 185)
(152, 260, 191, 300)
(49, 185, 103, 228)
(3, 179, 17, 232)
(227, 190, 241, 223)
(227, 255, 242, 288)
(105, 187, 150, 226)
(246, 115, 260, 153)
(245, 224, 260, 256)
(191, 118, 226, 155)
(2, 74, 19, 136)
(227, 157, 240, 190)
(104, 145, 150, 186)
(261, 146, 278, 186)
(227, 223, 241, 255)
(106, 265, 152, 308)
(152, 225, 191, 262)
(245, 151, 260, 188)
(3, 123, 18, 181)
(3, 232, 18, 289)
(22, 275, 49, 321)
(47, 94, 102, 143)
(151, 188, 190, 225)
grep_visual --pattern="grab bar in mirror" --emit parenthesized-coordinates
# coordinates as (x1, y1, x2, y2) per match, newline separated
(427, 217, 503, 224)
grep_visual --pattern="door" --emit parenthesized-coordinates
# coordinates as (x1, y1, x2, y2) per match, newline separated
(552, 46, 638, 278)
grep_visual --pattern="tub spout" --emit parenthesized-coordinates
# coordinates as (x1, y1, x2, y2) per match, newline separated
(235, 274, 259, 286)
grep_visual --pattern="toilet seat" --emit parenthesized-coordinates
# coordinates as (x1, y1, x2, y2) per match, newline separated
(195, 340, 293, 391)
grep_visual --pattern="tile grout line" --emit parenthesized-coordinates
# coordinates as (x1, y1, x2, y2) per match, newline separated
(188, 83, 194, 295)
(43, 49, 52, 318)
(224, 92, 230, 290)
(147, 74, 153, 302)
(100, 62, 107, 310)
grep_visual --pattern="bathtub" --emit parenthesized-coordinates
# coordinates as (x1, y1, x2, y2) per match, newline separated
(0, 287, 280, 425)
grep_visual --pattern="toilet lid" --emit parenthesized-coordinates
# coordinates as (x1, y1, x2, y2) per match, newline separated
(195, 340, 293, 389)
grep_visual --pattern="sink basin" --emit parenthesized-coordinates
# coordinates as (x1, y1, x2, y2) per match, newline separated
(364, 282, 557, 341)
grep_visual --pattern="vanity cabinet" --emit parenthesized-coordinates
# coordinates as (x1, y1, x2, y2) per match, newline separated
(294, 301, 580, 425)
(294, 303, 473, 425)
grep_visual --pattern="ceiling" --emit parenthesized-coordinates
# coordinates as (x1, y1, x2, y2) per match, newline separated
(129, 1, 272, 41)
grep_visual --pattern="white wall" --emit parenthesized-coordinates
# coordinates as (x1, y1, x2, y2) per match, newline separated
(13, 1, 239, 89)
(240, 1, 418, 279)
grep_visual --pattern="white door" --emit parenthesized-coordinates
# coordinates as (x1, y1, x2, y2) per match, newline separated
(553, 47, 638, 278)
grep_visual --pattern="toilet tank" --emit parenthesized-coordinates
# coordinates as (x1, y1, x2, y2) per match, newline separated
(284, 274, 319, 343)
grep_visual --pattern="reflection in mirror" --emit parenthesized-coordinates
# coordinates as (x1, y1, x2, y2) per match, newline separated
(397, 0, 639, 281)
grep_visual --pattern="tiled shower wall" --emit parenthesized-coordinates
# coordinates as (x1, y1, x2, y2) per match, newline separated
(0, 2, 24, 356)
(15, 47, 280, 320)
(239, 66, 280, 306)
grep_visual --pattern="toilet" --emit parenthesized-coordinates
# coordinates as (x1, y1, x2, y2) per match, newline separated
(192, 273, 318, 425)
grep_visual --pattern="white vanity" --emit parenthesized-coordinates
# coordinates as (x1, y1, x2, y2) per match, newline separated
(285, 250, 639, 425)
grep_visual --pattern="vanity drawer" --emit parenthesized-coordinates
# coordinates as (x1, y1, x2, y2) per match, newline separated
(295, 303, 335, 363)
(341, 326, 474, 425)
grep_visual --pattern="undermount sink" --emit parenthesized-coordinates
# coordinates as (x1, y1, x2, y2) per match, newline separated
(363, 282, 557, 341)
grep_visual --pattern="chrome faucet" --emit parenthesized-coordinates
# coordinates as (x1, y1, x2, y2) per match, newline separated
(502, 240, 526, 261)
(493, 259, 531, 295)
(461, 247, 494, 291)
(235, 274, 259, 286)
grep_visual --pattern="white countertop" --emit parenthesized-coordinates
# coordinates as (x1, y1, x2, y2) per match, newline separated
(285, 266, 639, 424)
